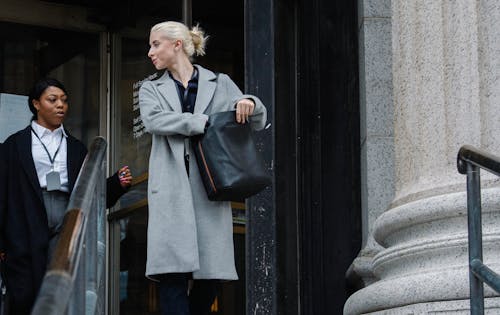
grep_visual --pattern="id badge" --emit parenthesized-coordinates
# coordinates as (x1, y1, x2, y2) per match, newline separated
(46, 171, 61, 191)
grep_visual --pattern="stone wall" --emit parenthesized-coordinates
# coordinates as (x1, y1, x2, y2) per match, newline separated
(346, 1, 500, 313)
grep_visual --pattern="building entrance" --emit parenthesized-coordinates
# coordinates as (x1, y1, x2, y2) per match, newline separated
(0, 21, 101, 145)
(0, 0, 247, 314)
(101, 2, 247, 315)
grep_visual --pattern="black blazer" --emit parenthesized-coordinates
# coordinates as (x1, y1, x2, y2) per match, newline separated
(0, 126, 125, 312)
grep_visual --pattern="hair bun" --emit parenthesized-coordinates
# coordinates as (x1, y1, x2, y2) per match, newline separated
(190, 25, 208, 56)
(150, 21, 208, 59)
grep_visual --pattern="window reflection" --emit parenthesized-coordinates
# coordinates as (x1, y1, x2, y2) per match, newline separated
(115, 37, 158, 314)
(0, 21, 100, 147)
(119, 207, 156, 314)
(117, 206, 246, 315)
(115, 38, 157, 210)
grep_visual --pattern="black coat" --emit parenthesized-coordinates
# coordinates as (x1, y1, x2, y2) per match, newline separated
(0, 126, 125, 313)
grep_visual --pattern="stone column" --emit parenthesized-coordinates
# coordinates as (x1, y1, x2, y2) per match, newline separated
(347, 0, 394, 289)
(345, 1, 500, 314)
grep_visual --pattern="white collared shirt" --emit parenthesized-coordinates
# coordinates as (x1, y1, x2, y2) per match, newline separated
(31, 121, 69, 192)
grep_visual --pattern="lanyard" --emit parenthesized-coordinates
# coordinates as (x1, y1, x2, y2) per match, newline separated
(30, 126, 64, 167)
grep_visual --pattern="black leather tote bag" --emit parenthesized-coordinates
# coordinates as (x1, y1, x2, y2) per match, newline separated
(192, 110, 271, 201)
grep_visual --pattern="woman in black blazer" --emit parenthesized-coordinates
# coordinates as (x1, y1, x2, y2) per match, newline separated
(0, 78, 132, 314)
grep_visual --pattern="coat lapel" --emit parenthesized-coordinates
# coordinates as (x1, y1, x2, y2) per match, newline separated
(66, 135, 81, 192)
(154, 65, 217, 114)
(17, 126, 44, 204)
(156, 72, 183, 113)
(194, 65, 217, 114)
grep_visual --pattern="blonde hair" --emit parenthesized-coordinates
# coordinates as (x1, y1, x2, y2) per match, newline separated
(151, 21, 208, 58)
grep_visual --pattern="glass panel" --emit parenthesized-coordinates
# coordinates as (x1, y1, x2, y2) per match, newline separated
(114, 36, 158, 315)
(0, 21, 100, 146)
(117, 208, 246, 315)
(118, 207, 156, 314)
(114, 36, 156, 210)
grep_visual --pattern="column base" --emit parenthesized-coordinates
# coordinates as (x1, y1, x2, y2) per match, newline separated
(344, 187, 500, 315)
(368, 296, 500, 314)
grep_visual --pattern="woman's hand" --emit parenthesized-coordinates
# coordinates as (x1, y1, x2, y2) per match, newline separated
(118, 166, 133, 189)
(235, 99, 255, 124)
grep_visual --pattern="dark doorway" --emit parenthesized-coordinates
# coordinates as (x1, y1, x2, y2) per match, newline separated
(294, 1, 361, 313)
(246, 0, 361, 314)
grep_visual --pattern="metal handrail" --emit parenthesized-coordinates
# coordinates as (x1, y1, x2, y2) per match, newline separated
(457, 145, 500, 315)
(31, 137, 107, 315)
(457, 145, 500, 176)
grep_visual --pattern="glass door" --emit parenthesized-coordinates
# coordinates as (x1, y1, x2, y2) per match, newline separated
(0, 21, 101, 149)
(109, 34, 158, 315)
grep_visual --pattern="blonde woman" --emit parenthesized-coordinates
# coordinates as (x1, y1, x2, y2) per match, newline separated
(139, 21, 267, 314)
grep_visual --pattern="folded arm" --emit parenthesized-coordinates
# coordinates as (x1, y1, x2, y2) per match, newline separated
(139, 81, 208, 136)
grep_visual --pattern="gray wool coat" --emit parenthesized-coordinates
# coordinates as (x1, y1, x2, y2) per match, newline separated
(139, 64, 267, 280)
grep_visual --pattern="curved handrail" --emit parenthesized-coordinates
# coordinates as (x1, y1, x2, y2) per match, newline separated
(31, 137, 107, 315)
(457, 144, 500, 176)
(457, 144, 500, 315)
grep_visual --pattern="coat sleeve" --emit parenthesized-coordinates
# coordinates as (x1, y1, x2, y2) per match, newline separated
(139, 81, 208, 136)
(106, 172, 127, 208)
(222, 74, 268, 131)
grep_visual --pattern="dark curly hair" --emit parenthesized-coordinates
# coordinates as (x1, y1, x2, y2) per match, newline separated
(28, 78, 68, 120)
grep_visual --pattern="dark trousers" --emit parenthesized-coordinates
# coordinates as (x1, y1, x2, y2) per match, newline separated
(4, 190, 69, 315)
(158, 274, 217, 315)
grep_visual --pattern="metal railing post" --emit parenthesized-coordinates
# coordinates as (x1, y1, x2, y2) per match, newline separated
(85, 196, 98, 315)
(68, 245, 86, 315)
(96, 163, 106, 314)
(466, 163, 484, 314)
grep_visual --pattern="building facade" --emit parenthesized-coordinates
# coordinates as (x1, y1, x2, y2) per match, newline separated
(1, 0, 498, 314)
(0, 1, 250, 314)
(346, 0, 500, 314)
(0, 0, 362, 313)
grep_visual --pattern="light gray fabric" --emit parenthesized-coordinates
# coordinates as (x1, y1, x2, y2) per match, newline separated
(139, 65, 267, 280)
(42, 190, 69, 263)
